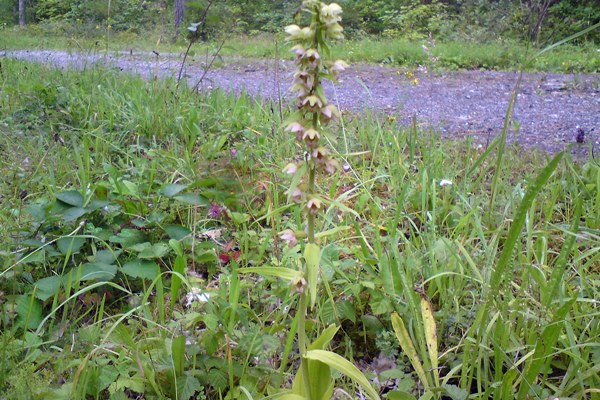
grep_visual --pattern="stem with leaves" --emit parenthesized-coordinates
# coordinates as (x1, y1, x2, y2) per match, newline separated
(280, 0, 348, 395)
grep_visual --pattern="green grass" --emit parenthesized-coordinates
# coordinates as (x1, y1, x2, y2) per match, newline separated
(2, 25, 599, 73)
(0, 58, 599, 399)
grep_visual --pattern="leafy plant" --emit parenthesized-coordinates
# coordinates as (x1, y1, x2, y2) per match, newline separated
(241, 2, 380, 399)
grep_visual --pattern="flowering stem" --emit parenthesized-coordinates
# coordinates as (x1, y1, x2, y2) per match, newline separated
(283, 1, 346, 397)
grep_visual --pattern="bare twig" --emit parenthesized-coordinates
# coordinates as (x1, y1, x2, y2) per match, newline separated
(176, 0, 215, 91)
(192, 38, 226, 91)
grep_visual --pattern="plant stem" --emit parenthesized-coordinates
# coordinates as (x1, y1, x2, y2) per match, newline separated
(298, 292, 312, 400)
(307, 166, 316, 244)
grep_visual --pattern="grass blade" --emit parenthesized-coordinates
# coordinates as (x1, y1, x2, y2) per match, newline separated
(489, 151, 563, 294)
(238, 266, 302, 281)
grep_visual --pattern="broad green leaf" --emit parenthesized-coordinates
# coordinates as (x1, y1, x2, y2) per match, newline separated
(207, 368, 228, 391)
(17, 294, 43, 330)
(91, 249, 121, 265)
(419, 294, 439, 386)
(108, 376, 145, 394)
(177, 374, 203, 400)
(56, 190, 84, 207)
(109, 229, 147, 248)
(87, 199, 109, 211)
(239, 266, 302, 281)
(386, 391, 417, 400)
(131, 242, 170, 259)
(337, 300, 356, 323)
(62, 207, 87, 222)
(292, 356, 334, 400)
(121, 180, 140, 197)
(20, 248, 47, 264)
(34, 276, 63, 301)
(441, 384, 468, 400)
(391, 312, 430, 390)
(369, 290, 394, 315)
(229, 211, 250, 225)
(19, 239, 45, 248)
(305, 350, 381, 400)
(164, 224, 192, 240)
(304, 243, 320, 309)
(57, 236, 86, 255)
(277, 395, 306, 400)
(95, 366, 119, 394)
(291, 326, 342, 399)
(162, 183, 188, 197)
(79, 263, 118, 281)
(174, 193, 209, 206)
(361, 315, 384, 335)
(121, 260, 160, 280)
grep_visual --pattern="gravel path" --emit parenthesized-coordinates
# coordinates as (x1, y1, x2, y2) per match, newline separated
(2, 49, 599, 157)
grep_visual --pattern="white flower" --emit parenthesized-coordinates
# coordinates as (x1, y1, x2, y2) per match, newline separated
(439, 179, 453, 187)
(184, 288, 211, 307)
(285, 24, 301, 36)
(320, 3, 342, 24)
(326, 23, 344, 39)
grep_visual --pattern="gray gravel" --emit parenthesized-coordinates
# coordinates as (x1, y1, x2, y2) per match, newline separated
(2, 49, 599, 157)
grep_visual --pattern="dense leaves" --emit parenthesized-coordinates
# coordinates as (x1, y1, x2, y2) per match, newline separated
(1, 0, 598, 44)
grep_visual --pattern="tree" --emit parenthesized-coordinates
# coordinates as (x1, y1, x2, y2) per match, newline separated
(174, 0, 185, 31)
(18, 0, 25, 25)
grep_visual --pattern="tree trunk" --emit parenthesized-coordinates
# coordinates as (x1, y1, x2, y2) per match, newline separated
(18, 0, 26, 26)
(174, 0, 185, 32)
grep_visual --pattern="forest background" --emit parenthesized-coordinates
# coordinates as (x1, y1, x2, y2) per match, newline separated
(2, 0, 599, 47)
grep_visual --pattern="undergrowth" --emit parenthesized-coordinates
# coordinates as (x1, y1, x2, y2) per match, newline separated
(1, 26, 599, 73)
(0, 52, 598, 399)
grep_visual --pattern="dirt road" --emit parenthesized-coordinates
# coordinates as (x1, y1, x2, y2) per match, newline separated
(2, 49, 598, 157)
